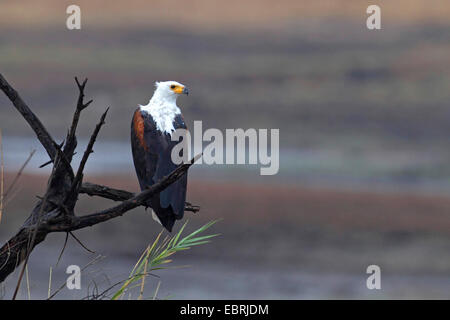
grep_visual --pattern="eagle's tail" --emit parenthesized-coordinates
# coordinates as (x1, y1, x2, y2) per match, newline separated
(145, 200, 177, 232)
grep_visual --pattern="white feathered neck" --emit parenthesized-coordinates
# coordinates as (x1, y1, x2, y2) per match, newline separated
(140, 84, 181, 134)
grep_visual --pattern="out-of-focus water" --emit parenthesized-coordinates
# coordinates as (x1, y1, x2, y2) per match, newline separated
(3, 244, 450, 300)
(4, 135, 450, 194)
(2, 135, 450, 300)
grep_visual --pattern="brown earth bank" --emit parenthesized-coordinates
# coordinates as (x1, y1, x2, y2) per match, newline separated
(2, 172, 450, 233)
(1, 172, 450, 299)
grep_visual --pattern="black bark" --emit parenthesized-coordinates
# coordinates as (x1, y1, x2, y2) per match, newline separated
(0, 74, 199, 283)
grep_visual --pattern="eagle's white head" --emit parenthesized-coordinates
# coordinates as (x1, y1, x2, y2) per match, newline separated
(150, 81, 189, 106)
(140, 80, 189, 134)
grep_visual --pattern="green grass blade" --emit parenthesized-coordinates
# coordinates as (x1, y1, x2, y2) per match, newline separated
(111, 220, 219, 300)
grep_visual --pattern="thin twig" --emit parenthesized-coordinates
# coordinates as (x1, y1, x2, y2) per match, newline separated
(63, 77, 92, 163)
(66, 108, 109, 208)
(69, 231, 95, 254)
(55, 233, 69, 267)
(47, 267, 52, 299)
(47, 254, 105, 300)
(39, 141, 72, 169)
(12, 151, 61, 300)
(3, 149, 35, 200)
(25, 264, 31, 300)
(51, 140, 75, 180)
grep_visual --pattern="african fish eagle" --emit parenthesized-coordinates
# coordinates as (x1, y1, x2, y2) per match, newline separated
(131, 81, 189, 232)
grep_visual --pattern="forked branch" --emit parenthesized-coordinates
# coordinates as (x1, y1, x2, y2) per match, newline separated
(0, 73, 200, 286)
(0, 74, 58, 161)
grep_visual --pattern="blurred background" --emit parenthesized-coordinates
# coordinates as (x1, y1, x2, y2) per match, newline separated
(1, 0, 450, 299)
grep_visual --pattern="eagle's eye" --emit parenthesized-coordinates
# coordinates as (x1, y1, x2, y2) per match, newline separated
(170, 85, 176, 89)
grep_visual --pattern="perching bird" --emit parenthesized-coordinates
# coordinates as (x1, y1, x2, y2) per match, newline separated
(131, 81, 189, 232)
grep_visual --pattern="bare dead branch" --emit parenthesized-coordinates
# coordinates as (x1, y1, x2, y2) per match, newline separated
(39, 140, 72, 172)
(80, 182, 200, 213)
(3, 149, 36, 200)
(63, 77, 92, 163)
(80, 182, 134, 201)
(12, 150, 63, 300)
(69, 232, 95, 254)
(65, 108, 109, 210)
(50, 155, 200, 232)
(0, 73, 201, 288)
(72, 109, 108, 193)
(52, 140, 75, 180)
(55, 232, 69, 267)
(0, 74, 57, 161)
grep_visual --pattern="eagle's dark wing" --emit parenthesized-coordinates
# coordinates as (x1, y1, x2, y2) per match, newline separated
(131, 108, 187, 232)
(153, 113, 188, 215)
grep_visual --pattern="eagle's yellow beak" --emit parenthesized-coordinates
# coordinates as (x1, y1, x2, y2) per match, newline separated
(173, 85, 189, 95)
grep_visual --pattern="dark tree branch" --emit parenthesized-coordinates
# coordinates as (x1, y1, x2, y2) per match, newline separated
(80, 182, 200, 213)
(0, 74, 57, 161)
(69, 232, 95, 254)
(12, 150, 62, 300)
(39, 151, 77, 169)
(73, 108, 108, 190)
(57, 155, 200, 232)
(41, 77, 92, 171)
(65, 108, 109, 210)
(63, 77, 92, 163)
(56, 232, 69, 267)
(0, 155, 199, 283)
(80, 182, 134, 201)
(0, 73, 201, 287)
(39, 141, 75, 176)
(52, 140, 75, 179)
